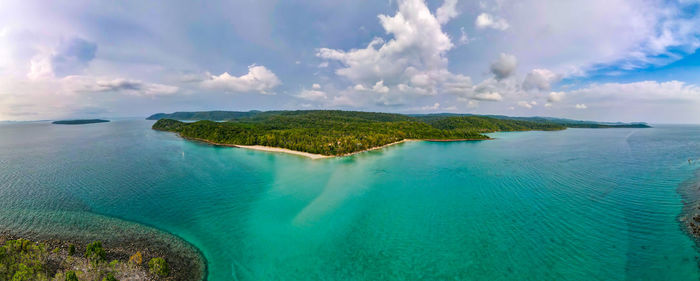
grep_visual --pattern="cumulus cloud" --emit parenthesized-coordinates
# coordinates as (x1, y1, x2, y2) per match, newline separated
(575, 104, 587, 109)
(202, 65, 280, 94)
(475, 13, 509, 30)
(517, 100, 537, 109)
(297, 89, 327, 101)
(547, 91, 566, 103)
(316, 0, 458, 105)
(517, 101, 532, 109)
(436, 0, 459, 24)
(490, 53, 517, 80)
(474, 92, 503, 101)
(522, 69, 560, 92)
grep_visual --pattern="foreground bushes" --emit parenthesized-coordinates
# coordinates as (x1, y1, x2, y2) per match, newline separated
(0, 238, 172, 280)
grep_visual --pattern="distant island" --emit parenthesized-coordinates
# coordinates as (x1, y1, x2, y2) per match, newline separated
(52, 119, 110, 125)
(150, 110, 649, 158)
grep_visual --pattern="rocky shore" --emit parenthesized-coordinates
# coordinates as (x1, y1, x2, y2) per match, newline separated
(678, 169, 700, 241)
(0, 232, 206, 281)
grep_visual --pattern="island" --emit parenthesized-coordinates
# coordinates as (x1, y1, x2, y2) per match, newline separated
(52, 119, 110, 125)
(150, 110, 648, 158)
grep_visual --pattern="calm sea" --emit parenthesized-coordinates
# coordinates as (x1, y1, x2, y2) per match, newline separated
(1, 120, 700, 280)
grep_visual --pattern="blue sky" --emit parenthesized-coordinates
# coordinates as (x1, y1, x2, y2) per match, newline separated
(1, 0, 700, 123)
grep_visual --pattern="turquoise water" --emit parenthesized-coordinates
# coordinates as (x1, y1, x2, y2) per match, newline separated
(1, 120, 700, 280)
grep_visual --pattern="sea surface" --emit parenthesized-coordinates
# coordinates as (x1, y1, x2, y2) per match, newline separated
(1, 120, 700, 281)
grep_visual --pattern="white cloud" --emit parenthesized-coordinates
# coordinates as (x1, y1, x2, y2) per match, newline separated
(475, 13, 509, 31)
(421, 102, 441, 111)
(316, 0, 458, 105)
(517, 100, 537, 109)
(27, 50, 54, 80)
(459, 27, 470, 45)
(522, 68, 560, 92)
(575, 103, 587, 109)
(474, 92, 503, 101)
(436, 0, 459, 25)
(569, 80, 700, 101)
(318, 61, 329, 68)
(312, 83, 321, 89)
(201, 65, 281, 94)
(490, 53, 517, 80)
(547, 91, 566, 103)
(472, 0, 700, 76)
(297, 89, 327, 101)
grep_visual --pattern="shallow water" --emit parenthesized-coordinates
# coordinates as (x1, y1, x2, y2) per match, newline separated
(1, 120, 700, 280)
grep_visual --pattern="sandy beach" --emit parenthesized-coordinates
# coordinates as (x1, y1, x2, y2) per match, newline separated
(187, 137, 488, 159)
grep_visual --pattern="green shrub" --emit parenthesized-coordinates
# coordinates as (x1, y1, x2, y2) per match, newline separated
(102, 272, 118, 281)
(148, 257, 169, 277)
(68, 244, 75, 256)
(85, 241, 106, 263)
(65, 271, 78, 281)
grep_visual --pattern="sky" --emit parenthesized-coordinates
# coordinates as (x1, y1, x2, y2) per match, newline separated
(1, 0, 700, 123)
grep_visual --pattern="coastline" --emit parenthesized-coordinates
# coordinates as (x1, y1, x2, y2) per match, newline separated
(0, 209, 207, 281)
(184, 136, 490, 159)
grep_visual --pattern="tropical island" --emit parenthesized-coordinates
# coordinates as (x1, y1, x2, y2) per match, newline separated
(151, 110, 649, 157)
(52, 119, 110, 125)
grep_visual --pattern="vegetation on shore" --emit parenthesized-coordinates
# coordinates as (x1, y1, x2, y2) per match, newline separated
(153, 110, 565, 156)
(0, 237, 172, 281)
(147, 110, 651, 128)
(52, 119, 110, 125)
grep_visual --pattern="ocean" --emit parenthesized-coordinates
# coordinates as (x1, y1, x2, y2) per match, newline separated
(1, 120, 699, 280)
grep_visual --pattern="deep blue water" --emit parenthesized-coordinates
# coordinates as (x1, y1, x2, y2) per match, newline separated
(1, 120, 700, 280)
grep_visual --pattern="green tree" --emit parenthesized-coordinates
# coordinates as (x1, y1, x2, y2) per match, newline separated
(102, 272, 118, 281)
(65, 270, 78, 281)
(85, 241, 106, 264)
(148, 257, 169, 277)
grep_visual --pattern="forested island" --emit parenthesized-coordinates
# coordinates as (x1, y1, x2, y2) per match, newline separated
(152, 110, 573, 156)
(52, 119, 110, 125)
(151, 110, 651, 156)
(147, 110, 650, 128)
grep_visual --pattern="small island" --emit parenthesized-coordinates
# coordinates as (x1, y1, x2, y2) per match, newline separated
(52, 119, 110, 125)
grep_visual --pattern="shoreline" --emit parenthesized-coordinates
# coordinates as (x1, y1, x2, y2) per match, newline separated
(0, 209, 207, 281)
(184, 136, 490, 159)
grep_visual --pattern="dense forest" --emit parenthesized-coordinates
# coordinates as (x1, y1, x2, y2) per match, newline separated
(152, 110, 566, 156)
(147, 110, 650, 128)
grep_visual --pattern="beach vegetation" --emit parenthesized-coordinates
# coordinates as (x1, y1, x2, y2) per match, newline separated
(85, 241, 106, 264)
(148, 257, 169, 277)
